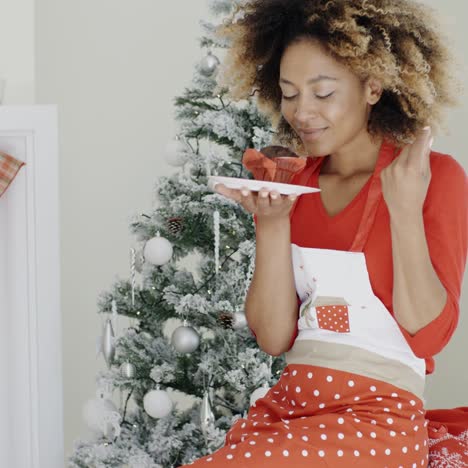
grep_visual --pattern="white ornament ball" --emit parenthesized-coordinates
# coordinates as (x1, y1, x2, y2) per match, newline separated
(250, 384, 271, 406)
(171, 325, 200, 353)
(200, 51, 220, 77)
(232, 311, 248, 330)
(143, 234, 173, 266)
(82, 396, 119, 436)
(143, 389, 173, 419)
(163, 138, 189, 167)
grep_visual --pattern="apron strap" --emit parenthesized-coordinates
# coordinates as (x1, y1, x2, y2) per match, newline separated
(289, 139, 399, 252)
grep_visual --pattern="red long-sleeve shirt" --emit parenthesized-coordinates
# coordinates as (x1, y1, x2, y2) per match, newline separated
(248, 148, 467, 375)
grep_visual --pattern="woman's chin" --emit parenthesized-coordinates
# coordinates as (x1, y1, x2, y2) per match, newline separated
(303, 142, 329, 157)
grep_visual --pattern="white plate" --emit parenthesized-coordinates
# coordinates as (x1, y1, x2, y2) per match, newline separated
(208, 176, 320, 196)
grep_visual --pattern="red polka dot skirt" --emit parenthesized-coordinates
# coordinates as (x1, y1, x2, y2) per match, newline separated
(184, 365, 429, 467)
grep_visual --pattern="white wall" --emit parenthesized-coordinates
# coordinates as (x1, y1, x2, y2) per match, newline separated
(31, 0, 467, 462)
(0, 0, 35, 102)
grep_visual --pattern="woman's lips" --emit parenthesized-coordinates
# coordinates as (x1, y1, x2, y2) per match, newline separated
(300, 127, 328, 141)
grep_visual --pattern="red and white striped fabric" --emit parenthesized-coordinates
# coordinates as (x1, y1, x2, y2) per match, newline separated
(0, 151, 25, 197)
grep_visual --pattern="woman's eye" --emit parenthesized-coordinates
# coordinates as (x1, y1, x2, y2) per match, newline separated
(282, 92, 335, 101)
(316, 92, 335, 99)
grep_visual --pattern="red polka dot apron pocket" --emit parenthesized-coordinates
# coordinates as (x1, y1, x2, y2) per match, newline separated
(316, 305, 350, 333)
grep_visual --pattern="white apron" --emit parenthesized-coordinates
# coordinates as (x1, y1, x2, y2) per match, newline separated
(286, 140, 426, 399)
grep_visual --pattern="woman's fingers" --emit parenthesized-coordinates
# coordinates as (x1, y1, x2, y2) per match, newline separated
(240, 187, 257, 212)
(214, 183, 242, 202)
(257, 188, 271, 211)
(271, 191, 297, 215)
(269, 190, 282, 207)
(214, 183, 298, 216)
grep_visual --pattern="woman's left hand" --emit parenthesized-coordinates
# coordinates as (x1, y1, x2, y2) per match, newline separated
(380, 127, 433, 219)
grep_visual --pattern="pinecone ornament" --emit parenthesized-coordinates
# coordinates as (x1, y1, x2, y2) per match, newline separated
(218, 311, 247, 330)
(218, 312, 234, 329)
(167, 217, 184, 236)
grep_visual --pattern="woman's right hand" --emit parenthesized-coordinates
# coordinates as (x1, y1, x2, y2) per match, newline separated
(214, 183, 298, 221)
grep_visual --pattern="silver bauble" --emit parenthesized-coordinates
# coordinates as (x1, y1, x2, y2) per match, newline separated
(120, 361, 136, 379)
(102, 319, 115, 368)
(199, 51, 220, 77)
(134, 248, 145, 273)
(232, 311, 248, 330)
(171, 324, 200, 353)
(143, 388, 173, 419)
(163, 138, 189, 167)
(200, 390, 215, 439)
(143, 233, 173, 266)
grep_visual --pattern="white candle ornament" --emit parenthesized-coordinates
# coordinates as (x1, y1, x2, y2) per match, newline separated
(213, 211, 220, 278)
(130, 248, 136, 307)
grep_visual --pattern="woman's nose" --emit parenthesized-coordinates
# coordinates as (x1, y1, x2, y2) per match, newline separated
(294, 97, 319, 125)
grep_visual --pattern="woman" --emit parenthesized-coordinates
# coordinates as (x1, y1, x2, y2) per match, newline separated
(185, 0, 467, 466)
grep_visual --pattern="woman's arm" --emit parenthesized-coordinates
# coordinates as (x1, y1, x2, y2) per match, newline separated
(388, 154, 467, 357)
(390, 212, 447, 335)
(245, 216, 299, 356)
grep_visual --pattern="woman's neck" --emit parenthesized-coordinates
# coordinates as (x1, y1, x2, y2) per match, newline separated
(321, 133, 384, 179)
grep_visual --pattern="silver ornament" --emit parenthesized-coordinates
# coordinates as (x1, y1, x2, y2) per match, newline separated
(163, 138, 189, 167)
(199, 51, 220, 77)
(214, 210, 220, 277)
(130, 248, 142, 307)
(200, 390, 215, 440)
(143, 386, 173, 419)
(143, 232, 173, 266)
(102, 319, 115, 368)
(120, 361, 136, 379)
(232, 311, 247, 330)
(171, 322, 200, 353)
(134, 248, 145, 273)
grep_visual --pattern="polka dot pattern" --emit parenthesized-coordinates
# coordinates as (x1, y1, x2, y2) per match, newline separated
(315, 305, 350, 333)
(184, 365, 428, 467)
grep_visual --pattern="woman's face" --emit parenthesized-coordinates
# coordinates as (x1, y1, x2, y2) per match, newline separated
(279, 38, 379, 156)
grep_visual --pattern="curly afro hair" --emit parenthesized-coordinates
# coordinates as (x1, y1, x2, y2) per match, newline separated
(215, 0, 461, 153)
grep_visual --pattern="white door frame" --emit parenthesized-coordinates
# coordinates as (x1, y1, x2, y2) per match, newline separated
(0, 106, 63, 468)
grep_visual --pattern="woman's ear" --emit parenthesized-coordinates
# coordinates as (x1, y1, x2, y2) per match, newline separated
(366, 77, 383, 105)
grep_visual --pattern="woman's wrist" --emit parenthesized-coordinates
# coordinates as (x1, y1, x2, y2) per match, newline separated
(255, 214, 291, 231)
(255, 216, 291, 246)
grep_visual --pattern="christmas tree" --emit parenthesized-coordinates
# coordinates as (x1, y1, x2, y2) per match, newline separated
(69, 1, 289, 467)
